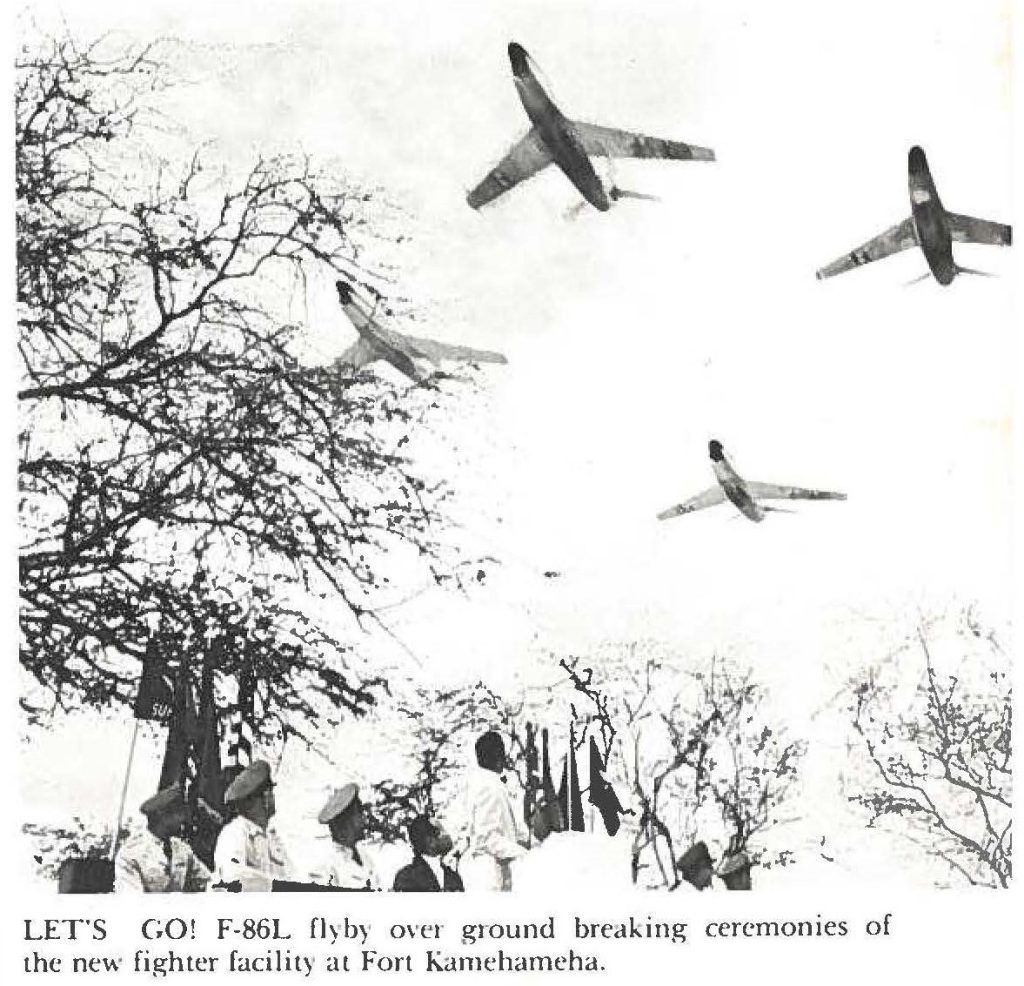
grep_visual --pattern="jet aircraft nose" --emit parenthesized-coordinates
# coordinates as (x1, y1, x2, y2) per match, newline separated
(335, 280, 354, 304)
(708, 439, 724, 461)
(908, 145, 927, 172)
(508, 42, 530, 78)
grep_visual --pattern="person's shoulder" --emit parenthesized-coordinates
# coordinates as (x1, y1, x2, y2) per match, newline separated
(392, 859, 419, 890)
(118, 828, 156, 859)
(442, 864, 464, 891)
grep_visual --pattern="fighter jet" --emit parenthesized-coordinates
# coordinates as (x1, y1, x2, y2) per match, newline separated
(657, 440, 846, 524)
(334, 280, 507, 382)
(467, 42, 715, 212)
(817, 146, 1011, 285)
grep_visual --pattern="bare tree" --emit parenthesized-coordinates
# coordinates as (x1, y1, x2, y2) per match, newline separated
(17, 33, 468, 735)
(849, 614, 1011, 888)
(595, 647, 805, 888)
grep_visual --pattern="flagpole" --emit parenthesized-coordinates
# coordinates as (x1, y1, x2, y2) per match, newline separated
(110, 719, 140, 860)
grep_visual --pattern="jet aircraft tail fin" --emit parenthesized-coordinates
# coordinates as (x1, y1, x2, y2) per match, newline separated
(955, 264, 995, 278)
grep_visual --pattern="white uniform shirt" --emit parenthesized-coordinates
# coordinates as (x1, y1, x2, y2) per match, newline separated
(211, 815, 292, 892)
(307, 840, 380, 891)
(461, 767, 526, 891)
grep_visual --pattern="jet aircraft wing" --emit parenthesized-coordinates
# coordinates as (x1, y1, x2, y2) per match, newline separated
(816, 217, 919, 279)
(387, 332, 509, 367)
(947, 213, 1012, 247)
(467, 128, 553, 208)
(746, 482, 847, 502)
(336, 336, 377, 370)
(656, 486, 726, 520)
(574, 122, 715, 161)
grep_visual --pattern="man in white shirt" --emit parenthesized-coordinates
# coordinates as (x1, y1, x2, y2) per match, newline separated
(211, 760, 292, 891)
(460, 730, 528, 891)
(306, 783, 380, 890)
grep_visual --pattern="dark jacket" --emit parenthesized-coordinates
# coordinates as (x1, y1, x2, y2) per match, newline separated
(392, 855, 464, 892)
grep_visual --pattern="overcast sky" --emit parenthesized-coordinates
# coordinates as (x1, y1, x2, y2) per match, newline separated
(16, 0, 1014, 885)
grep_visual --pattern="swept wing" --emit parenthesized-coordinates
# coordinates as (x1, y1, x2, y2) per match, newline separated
(467, 129, 552, 209)
(574, 121, 715, 161)
(816, 217, 919, 279)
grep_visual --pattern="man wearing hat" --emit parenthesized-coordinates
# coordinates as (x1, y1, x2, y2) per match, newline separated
(307, 783, 380, 890)
(675, 841, 716, 891)
(393, 815, 463, 892)
(114, 785, 211, 893)
(718, 849, 753, 890)
(460, 730, 528, 891)
(211, 760, 292, 892)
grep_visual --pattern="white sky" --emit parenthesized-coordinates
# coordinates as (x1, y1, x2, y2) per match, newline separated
(14, 0, 1015, 887)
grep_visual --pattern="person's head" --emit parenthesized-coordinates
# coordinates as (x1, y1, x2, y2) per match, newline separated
(319, 783, 366, 848)
(475, 730, 507, 772)
(407, 815, 453, 858)
(140, 785, 188, 841)
(718, 851, 752, 890)
(676, 841, 715, 890)
(224, 760, 275, 829)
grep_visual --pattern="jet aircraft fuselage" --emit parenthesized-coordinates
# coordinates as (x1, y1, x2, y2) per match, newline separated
(508, 43, 611, 211)
(908, 146, 955, 285)
(709, 441, 765, 522)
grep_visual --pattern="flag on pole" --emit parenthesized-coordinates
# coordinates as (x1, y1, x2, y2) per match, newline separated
(523, 721, 539, 828)
(132, 629, 175, 721)
(567, 723, 584, 832)
(541, 727, 558, 806)
(226, 653, 256, 768)
(188, 646, 225, 868)
(191, 648, 224, 812)
(587, 734, 624, 835)
(158, 660, 200, 791)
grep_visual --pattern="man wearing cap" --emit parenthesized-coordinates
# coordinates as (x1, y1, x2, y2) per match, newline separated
(460, 730, 528, 891)
(718, 849, 753, 890)
(211, 760, 292, 892)
(306, 784, 380, 890)
(393, 816, 463, 892)
(114, 785, 211, 893)
(676, 841, 716, 891)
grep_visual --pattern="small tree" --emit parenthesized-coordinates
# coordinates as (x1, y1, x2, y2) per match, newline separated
(849, 612, 1011, 888)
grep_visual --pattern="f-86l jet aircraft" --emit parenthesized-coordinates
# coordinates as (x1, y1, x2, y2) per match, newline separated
(817, 146, 1012, 285)
(334, 281, 507, 383)
(658, 441, 846, 524)
(468, 43, 715, 212)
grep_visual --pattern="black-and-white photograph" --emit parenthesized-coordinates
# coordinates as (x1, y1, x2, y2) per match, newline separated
(15, 0, 1013, 906)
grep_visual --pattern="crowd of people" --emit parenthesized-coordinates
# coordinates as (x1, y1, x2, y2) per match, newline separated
(113, 729, 749, 893)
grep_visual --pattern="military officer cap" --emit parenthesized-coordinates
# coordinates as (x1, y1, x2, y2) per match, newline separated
(317, 783, 360, 824)
(676, 841, 713, 878)
(718, 850, 751, 877)
(140, 784, 185, 818)
(223, 759, 273, 805)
